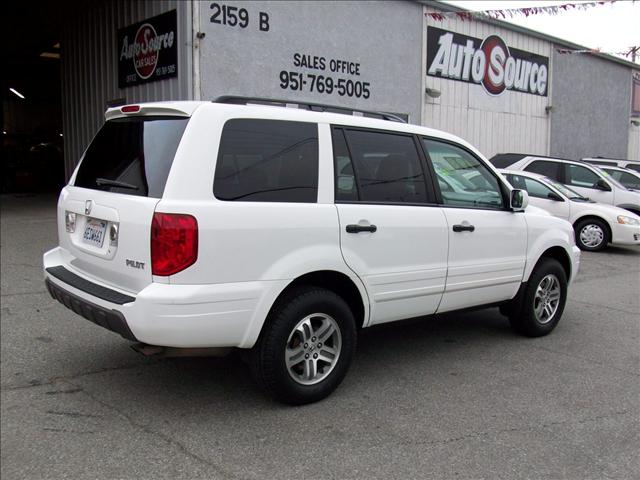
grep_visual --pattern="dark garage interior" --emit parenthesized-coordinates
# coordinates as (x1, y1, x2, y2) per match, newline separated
(2, 4, 66, 194)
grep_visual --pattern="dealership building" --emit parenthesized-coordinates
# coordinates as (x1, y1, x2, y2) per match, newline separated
(8, 0, 640, 179)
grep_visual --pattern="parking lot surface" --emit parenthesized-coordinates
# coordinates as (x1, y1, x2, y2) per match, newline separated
(1, 194, 639, 480)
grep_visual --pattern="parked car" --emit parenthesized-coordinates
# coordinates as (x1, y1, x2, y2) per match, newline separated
(500, 169, 640, 251)
(597, 165, 640, 191)
(489, 154, 640, 216)
(44, 98, 580, 404)
(582, 157, 640, 174)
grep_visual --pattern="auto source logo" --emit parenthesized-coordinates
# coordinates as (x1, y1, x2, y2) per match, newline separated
(427, 26, 549, 97)
(118, 10, 178, 88)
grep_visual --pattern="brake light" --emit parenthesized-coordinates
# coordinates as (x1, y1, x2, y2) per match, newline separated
(151, 213, 198, 276)
(121, 105, 140, 113)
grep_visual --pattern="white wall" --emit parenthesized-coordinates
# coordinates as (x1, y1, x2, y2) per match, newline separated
(422, 9, 552, 160)
(629, 123, 640, 160)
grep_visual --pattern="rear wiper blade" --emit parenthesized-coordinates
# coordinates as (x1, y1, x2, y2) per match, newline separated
(95, 178, 139, 190)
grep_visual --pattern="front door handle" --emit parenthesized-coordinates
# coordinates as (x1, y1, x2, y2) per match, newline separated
(452, 224, 475, 232)
(346, 224, 377, 233)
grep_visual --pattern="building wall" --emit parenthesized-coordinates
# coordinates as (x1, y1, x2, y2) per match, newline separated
(61, 0, 192, 176)
(550, 51, 631, 160)
(196, 0, 424, 123)
(422, 11, 552, 159)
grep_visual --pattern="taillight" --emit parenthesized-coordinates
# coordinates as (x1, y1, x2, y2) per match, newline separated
(121, 105, 140, 113)
(151, 213, 198, 276)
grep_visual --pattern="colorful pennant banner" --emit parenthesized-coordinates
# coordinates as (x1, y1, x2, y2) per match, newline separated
(556, 46, 639, 59)
(425, 1, 616, 21)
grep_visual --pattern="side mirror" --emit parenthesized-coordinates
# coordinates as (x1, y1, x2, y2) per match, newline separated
(510, 189, 529, 211)
(547, 191, 563, 201)
(596, 179, 612, 191)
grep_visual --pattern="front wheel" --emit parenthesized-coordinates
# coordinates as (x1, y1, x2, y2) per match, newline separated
(509, 258, 568, 337)
(575, 218, 608, 251)
(250, 286, 356, 405)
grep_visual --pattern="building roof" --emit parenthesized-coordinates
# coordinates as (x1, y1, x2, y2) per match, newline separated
(418, 1, 639, 70)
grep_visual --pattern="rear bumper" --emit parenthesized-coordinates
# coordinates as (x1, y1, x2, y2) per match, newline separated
(43, 248, 286, 348)
(45, 278, 137, 341)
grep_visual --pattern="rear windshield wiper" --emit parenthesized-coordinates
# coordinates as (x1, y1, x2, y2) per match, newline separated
(95, 178, 139, 190)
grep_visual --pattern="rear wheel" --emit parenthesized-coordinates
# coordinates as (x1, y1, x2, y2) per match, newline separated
(250, 286, 356, 405)
(575, 218, 608, 251)
(509, 258, 568, 337)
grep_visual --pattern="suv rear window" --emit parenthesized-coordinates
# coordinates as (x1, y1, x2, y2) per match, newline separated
(74, 116, 189, 198)
(213, 119, 318, 203)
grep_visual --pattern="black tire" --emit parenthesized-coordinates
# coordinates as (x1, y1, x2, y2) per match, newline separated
(574, 218, 609, 251)
(250, 286, 356, 405)
(509, 258, 568, 337)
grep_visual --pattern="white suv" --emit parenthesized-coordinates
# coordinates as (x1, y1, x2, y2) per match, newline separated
(44, 98, 580, 404)
(489, 154, 640, 216)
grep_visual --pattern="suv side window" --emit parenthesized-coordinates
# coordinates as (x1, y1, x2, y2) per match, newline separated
(337, 129, 429, 204)
(422, 139, 504, 209)
(213, 119, 318, 202)
(565, 164, 600, 189)
(606, 170, 640, 189)
(524, 160, 561, 180)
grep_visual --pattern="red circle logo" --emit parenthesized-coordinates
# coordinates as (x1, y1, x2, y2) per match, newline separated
(481, 35, 509, 95)
(134, 23, 158, 79)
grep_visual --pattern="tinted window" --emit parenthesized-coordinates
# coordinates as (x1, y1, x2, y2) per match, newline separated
(342, 129, 428, 203)
(626, 164, 640, 173)
(213, 120, 318, 202)
(524, 160, 560, 180)
(423, 139, 504, 209)
(606, 170, 640, 190)
(332, 130, 358, 201)
(566, 164, 600, 189)
(506, 174, 557, 200)
(74, 117, 189, 198)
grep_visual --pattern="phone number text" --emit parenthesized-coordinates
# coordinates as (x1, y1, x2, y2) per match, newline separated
(279, 71, 371, 99)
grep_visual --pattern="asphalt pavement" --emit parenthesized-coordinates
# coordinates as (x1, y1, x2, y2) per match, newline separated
(1, 194, 638, 480)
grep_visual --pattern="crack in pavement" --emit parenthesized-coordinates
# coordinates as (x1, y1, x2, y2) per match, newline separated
(396, 409, 631, 447)
(61, 379, 244, 480)
(524, 342, 639, 377)
(570, 299, 639, 316)
(1, 290, 49, 298)
(1, 361, 162, 392)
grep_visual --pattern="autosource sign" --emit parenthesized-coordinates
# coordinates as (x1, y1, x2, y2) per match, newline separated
(118, 10, 178, 88)
(427, 26, 549, 97)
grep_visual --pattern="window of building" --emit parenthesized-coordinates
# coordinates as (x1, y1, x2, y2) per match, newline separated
(423, 139, 504, 209)
(338, 129, 429, 204)
(213, 119, 318, 202)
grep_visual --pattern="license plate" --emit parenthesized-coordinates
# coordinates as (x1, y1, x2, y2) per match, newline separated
(82, 218, 107, 248)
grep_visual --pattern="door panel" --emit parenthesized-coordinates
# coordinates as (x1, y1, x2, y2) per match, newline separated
(337, 204, 448, 325)
(438, 208, 527, 312)
(421, 138, 527, 312)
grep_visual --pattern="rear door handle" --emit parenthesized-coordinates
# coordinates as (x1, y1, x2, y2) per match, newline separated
(452, 224, 475, 232)
(346, 224, 377, 233)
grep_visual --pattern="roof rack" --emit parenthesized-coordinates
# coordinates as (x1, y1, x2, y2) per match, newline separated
(213, 95, 407, 123)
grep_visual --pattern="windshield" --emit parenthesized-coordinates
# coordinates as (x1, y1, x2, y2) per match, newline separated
(544, 177, 585, 199)
(74, 116, 189, 198)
